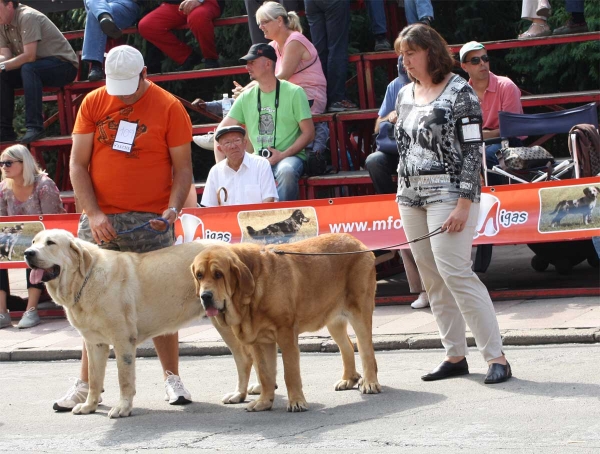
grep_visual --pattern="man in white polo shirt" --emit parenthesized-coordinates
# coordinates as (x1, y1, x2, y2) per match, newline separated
(201, 125, 278, 207)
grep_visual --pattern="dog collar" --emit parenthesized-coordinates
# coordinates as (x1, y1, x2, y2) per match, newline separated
(74, 266, 94, 304)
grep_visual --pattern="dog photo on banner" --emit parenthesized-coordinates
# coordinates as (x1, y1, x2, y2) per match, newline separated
(0, 222, 44, 262)
(539, 184, 600, 232)
(238, 207, 318, 245)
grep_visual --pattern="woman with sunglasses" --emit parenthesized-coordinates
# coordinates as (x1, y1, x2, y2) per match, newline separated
(393, 24, 512, 384)
(0, 145, 65, 329)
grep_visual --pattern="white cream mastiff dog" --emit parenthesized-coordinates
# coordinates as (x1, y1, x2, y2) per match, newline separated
(24, 229, 254, 418)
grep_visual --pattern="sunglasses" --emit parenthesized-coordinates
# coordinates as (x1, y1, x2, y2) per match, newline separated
(0, 160, 22, 168)
(466, 55, 490, 65)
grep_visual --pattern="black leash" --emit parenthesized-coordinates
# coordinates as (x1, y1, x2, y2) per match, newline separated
(116, 218, 170, 235)
(101, 218, 170, 244)
(271, 227, 447, 256)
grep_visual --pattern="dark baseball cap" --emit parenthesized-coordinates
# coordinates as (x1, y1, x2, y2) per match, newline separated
(215, 125, 246, 142)
(240, 43, 277, 63)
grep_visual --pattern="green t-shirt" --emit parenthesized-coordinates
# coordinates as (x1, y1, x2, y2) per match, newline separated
(228, 80, 312, 161)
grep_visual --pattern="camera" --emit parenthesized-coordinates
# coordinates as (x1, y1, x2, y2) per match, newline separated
(260, 148, 272, 159)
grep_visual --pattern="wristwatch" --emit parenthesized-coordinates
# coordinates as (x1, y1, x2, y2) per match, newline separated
(0, 63, 6, 73)
(168, 206, 179, 216)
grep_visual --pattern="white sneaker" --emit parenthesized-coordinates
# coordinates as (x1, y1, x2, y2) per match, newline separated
(17, 307, 40, 329)
(0, 312, 12, 329)
(164, 371, 192, 405)
(410, 292, 430, 309)
(192, 132, 215, 150)
(53, 378, 102, 411)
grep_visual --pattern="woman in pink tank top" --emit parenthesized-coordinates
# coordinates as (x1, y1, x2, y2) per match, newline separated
(254, 2, 327, 115)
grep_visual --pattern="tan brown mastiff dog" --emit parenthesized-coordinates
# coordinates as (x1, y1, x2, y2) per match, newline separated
(191, 233, 381, 412)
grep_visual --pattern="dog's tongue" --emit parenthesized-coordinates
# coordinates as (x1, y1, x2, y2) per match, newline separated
(205, 307, 219, 317)
(29, 268, 44, 285)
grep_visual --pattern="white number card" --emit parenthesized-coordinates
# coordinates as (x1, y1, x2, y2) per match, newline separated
(112, 120, 138, 153)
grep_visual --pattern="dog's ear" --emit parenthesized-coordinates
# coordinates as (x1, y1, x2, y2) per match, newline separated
(230, 253, 255, 304)
(70, 238, 93, 278)
(584, 187, 591, 196)
(190, 260, 202, 296)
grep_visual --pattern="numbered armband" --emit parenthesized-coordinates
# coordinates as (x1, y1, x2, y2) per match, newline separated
(457, 116, 483, 144)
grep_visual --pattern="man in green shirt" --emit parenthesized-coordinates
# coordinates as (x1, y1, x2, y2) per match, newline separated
(219, 43, 314, 201)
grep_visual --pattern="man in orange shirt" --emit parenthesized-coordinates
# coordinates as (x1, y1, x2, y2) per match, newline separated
(54, 45, 194, 412)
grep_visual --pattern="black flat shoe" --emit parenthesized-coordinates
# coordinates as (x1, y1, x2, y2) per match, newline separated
(88, 67, 105, 82)
(421, 358, 469, 381)
(99, 14, 122, 39)
(19, 128, 45, 144)
(484, 361, 512, 384)
(0, 130, 17, 143)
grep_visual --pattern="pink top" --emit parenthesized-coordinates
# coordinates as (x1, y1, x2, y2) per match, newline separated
(470, 72, 523, 130)
(0, 174, 65, 216)
(271, 31, 327, 115)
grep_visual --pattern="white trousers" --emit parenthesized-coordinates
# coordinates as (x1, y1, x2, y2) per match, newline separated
(522, 0, 545, 20)
(399, 201, 504, 362)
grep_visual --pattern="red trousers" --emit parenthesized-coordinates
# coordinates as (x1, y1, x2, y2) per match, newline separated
(138, 1, 221, 64)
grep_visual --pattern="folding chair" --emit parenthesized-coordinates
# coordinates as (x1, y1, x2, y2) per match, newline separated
(482, 102, 598, 185)
(476, 102, 598, 274)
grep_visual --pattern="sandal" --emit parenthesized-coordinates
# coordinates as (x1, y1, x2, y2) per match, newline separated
(518, 22, 551, 39)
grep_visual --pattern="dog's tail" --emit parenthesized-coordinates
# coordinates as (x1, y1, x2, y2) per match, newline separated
(246, 226, 258, 237)
(549, 202, 562, 215)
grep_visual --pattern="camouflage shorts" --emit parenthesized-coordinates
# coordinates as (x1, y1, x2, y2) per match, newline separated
(78, 212, 174, 253)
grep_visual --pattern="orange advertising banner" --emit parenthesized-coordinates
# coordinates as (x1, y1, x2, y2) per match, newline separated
(1, 177, 598, 269)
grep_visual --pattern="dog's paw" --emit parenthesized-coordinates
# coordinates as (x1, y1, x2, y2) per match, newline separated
(108, 401, 133, 418)
(334, 375, 360, 391)
(246, 398, 273, 412)
(247, 382, 262, 395)
(72, 402, 97, 415)
(287, 399, 308, 413)
(222, 391, 246, 404)
(358, 378, 382, 394)
(248, 382, 278, 394)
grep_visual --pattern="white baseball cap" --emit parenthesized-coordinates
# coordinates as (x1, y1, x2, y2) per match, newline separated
(105, 45, 145, 96)
(459, 41, 485, 63)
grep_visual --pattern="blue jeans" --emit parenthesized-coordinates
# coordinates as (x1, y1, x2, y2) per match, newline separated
(485, 138, 523, 186)
(0, 57, 78, 131)
(366, 0, 387, 35)
(304, 0, 350, 104)
(365, 151, 399, 195)
(404, 0, 434, 24)
(82, 0, 140, 63)
(565, 0, 584, 13)
(273, 156, 305, 201)
(305, 122, 329, 154)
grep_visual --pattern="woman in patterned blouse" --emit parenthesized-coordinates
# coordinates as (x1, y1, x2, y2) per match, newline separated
(394, 24, 512, 384)
(0, 145, 65, 329)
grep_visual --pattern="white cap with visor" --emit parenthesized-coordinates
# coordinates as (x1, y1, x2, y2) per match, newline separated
(105, 45, 145, 96)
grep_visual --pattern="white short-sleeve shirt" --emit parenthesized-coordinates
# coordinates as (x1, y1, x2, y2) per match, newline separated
(201, 152, 279, 207)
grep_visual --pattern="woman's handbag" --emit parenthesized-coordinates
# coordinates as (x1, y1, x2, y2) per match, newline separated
(495, 145, 554, 170)
(375, 121, 398, 156)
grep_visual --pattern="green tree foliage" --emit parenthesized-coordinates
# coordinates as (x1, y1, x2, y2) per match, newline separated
(32, 0, 600, 178)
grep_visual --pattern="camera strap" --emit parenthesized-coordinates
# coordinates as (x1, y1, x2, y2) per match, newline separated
(257, 79, 280, 150)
